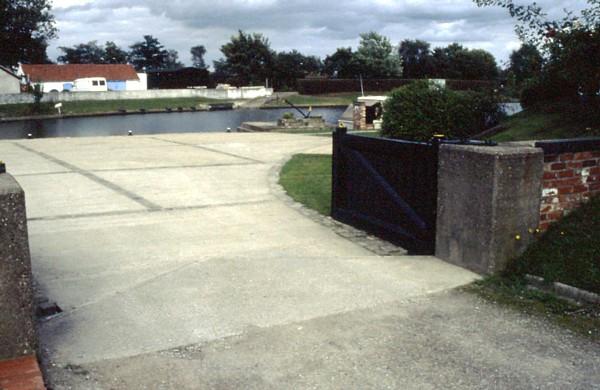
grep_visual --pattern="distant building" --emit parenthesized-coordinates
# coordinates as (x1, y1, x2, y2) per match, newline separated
(18, 64, 147, 93)
(0, 66, 21, 94)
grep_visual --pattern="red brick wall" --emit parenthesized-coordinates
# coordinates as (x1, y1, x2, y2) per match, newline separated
(540, 150, 600, 230)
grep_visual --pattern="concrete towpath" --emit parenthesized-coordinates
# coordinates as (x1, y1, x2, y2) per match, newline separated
(0, 132, 597, 389)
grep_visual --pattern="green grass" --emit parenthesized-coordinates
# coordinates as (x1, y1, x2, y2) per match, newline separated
(510, 195, 600, 294)
(492, 102, 600, 142)
(0, 97, 229, 118)
(60, 97, 227, 115)
(279, 154, 332, 215)
(0, 102, 54, 117)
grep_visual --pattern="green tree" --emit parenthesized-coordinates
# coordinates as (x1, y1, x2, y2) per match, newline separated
(104, 41, 128, 64)
(273, 50, 321, 90)
(58, 41, 129, 64)
(190, 45, 207, 69)
(323, 47, 359, 78)
(0, 0, 57, 66)
(58, 41, 105, 64)
(508, 43, 542, 83)
(475, 0, 600, 100)
(354, 32, 402, 78)
(165, 49, 184, 70)
(129, 35, 170, 71)
(398, 39, 433, 78)
(431, 43, 498, 79)
(474, 0, 600, 47)
(216, 30, 275, 86)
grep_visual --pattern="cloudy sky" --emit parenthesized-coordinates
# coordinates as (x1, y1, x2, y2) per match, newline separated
(48, 0, 588, 68)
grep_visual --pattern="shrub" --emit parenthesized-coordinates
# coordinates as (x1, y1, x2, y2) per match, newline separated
(381, 81, 502, 141)
(520, 74, 577, 109)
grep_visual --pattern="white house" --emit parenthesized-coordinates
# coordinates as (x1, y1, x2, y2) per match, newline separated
(0, 66, 21, 94)
(18, 64, 147, 92)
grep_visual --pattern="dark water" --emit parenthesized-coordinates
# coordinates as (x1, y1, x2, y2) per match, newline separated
(0, 107, 345, 139)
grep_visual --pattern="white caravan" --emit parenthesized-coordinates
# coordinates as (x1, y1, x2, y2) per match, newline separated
(73, 77, 108, 92)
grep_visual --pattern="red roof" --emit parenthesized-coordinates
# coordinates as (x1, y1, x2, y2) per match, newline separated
(21, 64, 139, 82)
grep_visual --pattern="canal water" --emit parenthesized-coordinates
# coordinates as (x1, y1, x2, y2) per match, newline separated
(0, 107, 346, 139)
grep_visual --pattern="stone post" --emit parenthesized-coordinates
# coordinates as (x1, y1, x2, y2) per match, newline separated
(435, 144, 544, 274)
(0, 172, 37, 360)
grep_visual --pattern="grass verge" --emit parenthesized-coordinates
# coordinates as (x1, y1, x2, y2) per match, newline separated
(60, 97, 226, 115)
(511, 195, 600, 294)
(0, 102, 54, 117)
(278, 154, 332, 215)
(492, 101, 600, 142)
(0, 97, 229, 118)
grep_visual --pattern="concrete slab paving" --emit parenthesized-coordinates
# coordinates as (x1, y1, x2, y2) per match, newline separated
(1, 131, 597, 389)
(16, 172, 146, 219)
(0, 142, 68, 176)
(95, 164, 272, 209)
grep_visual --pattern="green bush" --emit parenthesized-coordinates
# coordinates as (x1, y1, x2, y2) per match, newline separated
(381, 81, 501, 141)
(520, 74, 577, 109)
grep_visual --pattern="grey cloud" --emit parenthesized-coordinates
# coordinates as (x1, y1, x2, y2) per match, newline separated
(48, 0, 590, 66)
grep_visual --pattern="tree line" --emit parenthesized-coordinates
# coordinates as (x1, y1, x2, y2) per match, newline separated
(0, 0, 554, 92)
(46, 31, 504, 89)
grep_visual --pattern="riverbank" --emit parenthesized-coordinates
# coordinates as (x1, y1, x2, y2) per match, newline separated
(0, 97, 234, 121)
(0, 105, 227, 123)
(0, 94, 352, 122)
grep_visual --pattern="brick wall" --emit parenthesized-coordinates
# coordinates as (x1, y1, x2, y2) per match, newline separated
(537, 140, 600, 231)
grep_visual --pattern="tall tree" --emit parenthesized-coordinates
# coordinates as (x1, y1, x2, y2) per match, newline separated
(323, 47, 358, 78)
(508, 44, 542, 83)
(398, 39, 432, 78)
(474, 0, 600, 48)
(104, 41, 128, 64)
(129, 35, 170, 71)
(273, 50, 322, 90)
(353, 32, 402, 78)
(58, 41, 105, 64)
(216, 30, 275, 86)
(165, 49, 184, 70)
(475, 0, 600, 98)
(431, 43, 498, 79)
(190, 45, 207, 69)
(0, 0, 57, 66)
(57, 41, 129, 64)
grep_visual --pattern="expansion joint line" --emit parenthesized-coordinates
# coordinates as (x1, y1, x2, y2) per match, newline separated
(150, 136, 265, 164)
(12, 142, 162, 211)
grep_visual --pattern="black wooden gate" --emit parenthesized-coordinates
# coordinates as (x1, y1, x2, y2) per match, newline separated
(331, 127, 440, 254)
